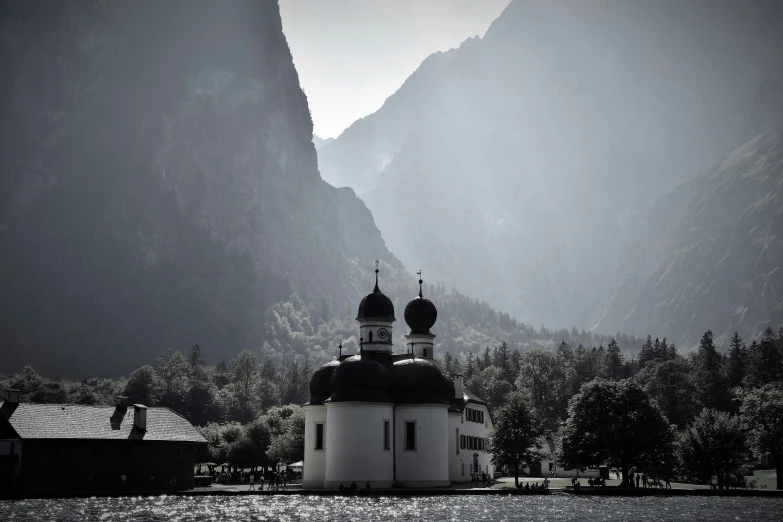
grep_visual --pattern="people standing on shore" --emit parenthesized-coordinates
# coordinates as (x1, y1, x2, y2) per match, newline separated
(642, 473, 648, 488)
(249, 473, 255, 490)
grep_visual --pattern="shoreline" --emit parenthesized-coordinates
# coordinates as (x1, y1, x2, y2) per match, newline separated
(2, 486, 782, 501)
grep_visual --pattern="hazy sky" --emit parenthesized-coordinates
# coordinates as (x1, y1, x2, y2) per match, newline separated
(279, 0, 511, 138)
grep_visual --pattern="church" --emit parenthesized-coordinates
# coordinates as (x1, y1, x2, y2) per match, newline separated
(303, 264, 494, 488)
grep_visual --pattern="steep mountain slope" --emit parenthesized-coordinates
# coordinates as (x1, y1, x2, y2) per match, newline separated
(312, 135, 334, 151)
(0, 0, 398, 377)
(596, 130, 783, 348)
(317, 0, 783, 333)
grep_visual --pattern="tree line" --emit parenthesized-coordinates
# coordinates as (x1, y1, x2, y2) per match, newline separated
(487, 328, 783, 490)
(2, 326, 781, 482)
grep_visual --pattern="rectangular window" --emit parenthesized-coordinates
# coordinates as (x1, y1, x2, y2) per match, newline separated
(480, 411, 483, 424)
(468, 437, 473, 450)
(462, 462, 465, 476)
(456, 429, 460, 454)
(460, 434, 466, 449)
(315, 423, 324, 450)
(384, 420, 390, 450)
(549, 462, 554, 471)
(405, 421, 416, 451)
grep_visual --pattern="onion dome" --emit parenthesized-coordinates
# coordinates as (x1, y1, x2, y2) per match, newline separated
(309, 359, 341, 405)
(392, 357, 453, 404)
(404, 276, 437, 335)
(356, 262, 396, 321)
(330, 354, 393, 402)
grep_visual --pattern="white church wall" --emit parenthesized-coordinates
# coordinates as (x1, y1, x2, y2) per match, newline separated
(303, 405, 327, 488)
(394, 404, 450, 487)
(324, 402, 394, 488)
(448, 412, 463, 483)
(451, 401, 495, 482)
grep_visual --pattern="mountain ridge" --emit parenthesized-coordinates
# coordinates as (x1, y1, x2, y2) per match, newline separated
(317, 0, 783, 344)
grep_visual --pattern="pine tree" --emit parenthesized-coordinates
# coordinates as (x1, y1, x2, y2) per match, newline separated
(695, 330, 730, 411)
(465, 352, 475, 379)
(498, 341, 510, 372)
(557, 340, 573, 361)
(726, 332, 746, 388)
(639, 335, 655, 368)
(443, 352, 454, 375)
(747, 327, 783, 386)
(483, 346, 492, 369)
(189, 344, 204, 367)
(605, 338, 624, 380)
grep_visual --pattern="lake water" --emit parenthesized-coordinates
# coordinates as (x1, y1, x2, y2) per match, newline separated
(2, 494, 782, 521)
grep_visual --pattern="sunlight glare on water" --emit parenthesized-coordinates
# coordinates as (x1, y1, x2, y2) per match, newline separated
(1, 495, 782, 522)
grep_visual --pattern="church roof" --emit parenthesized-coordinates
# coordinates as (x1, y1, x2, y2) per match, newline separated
(0, 402, 206, 443)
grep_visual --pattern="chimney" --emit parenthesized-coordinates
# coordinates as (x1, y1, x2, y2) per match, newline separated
(133, 404, 147, 431)
(453, 375, 464, 400)
(4, 389, 20, 404)
(115, 396, 128, 408)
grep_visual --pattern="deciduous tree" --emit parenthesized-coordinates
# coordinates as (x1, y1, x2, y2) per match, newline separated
(740, 384, 783, 490)
(487, 391, 544, 488)
(678, 409, 747, 488)
(559, 379, 676, 486)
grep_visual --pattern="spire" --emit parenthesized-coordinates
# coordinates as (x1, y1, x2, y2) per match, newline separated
(374, 260, 380, 292)
(417, 270, 423, 298)
(338, 341, 343, 357)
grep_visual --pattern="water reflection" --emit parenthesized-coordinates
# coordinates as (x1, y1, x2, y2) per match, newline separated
(2, 495, 782, 522)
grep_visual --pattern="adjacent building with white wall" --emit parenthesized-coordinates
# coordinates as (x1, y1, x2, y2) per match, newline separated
(303, 264, 494, 488)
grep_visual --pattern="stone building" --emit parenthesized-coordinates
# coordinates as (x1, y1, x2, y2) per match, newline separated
(0, 391, 206, 496)
(303, 265, 494, 488)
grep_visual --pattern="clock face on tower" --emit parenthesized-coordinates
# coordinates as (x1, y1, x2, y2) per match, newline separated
(377, 327, 389, 340)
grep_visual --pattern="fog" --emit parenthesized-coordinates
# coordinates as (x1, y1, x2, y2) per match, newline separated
(0, 0, 781, 378)
(315, 0, 783, 348)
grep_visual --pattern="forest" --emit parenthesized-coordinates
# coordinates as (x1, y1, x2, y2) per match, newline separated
(2, 312, 781, 485)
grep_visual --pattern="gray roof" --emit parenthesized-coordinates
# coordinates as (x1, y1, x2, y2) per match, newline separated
(463, 388, 487, 406)
(0, 402, 206, 443)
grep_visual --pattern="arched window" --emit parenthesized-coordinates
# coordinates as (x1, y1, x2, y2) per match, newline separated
(368, 331, 373, 343)
(423, 348, 428, 358)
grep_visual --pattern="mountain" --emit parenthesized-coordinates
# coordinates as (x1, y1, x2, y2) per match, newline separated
(595, 129, 783, 348)
(0, 0, 398, 377)
(317, 0, 783, 338)
(312, 135, 334, 151)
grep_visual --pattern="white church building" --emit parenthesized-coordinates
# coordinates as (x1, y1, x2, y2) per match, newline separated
(303, 265, 494, 488)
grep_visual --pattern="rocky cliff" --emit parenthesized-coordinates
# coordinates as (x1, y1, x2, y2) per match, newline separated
(595, 130, 783, 348)
(0, 0, 398, 376)
(317, 0, 783, 337)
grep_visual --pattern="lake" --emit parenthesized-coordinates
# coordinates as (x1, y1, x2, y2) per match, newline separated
(2, 494, 782, 521)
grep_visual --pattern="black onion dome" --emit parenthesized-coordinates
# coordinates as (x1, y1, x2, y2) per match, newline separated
(356, 281, 396, 321)
(330, 354, 393, 402)
(309, 359, 341, 405)
(404, 296, 437, 335)
(392, 358, 452, 404)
